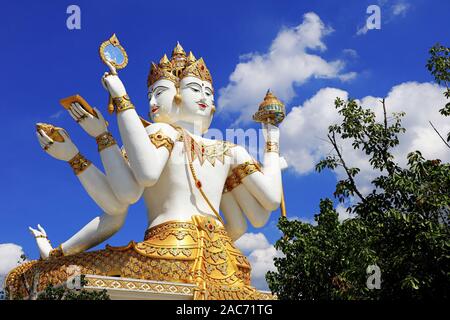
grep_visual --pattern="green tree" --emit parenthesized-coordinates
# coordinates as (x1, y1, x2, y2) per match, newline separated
(267, 45, 450, 300)
(36, 275, 110, 300)
(427, 43, 450, 117)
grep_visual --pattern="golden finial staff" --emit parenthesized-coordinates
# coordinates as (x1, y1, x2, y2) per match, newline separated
(253, 89, 287, 218)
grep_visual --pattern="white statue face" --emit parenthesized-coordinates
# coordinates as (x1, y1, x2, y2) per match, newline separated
(178, 76, 214, 133)
(148, 79, 178, 123)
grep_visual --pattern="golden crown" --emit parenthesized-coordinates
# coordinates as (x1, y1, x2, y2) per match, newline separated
(147, 42, 213, 87)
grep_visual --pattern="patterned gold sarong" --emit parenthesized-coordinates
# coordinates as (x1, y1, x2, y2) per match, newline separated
(5, 215, 273, 300)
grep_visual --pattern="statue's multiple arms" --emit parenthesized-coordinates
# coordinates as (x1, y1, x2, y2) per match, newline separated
(67, 102, 143, 204)
(229, 123, 282, 226)
(36, 128, 126, 214)
(34, 126, 130, 257)
(220, 191, 248, 241)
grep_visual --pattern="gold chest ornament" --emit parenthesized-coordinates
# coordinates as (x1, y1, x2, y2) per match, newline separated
(174, 126, 236, 166)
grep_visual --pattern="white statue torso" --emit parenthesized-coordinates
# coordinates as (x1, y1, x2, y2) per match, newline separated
(142, 123, 235, 228)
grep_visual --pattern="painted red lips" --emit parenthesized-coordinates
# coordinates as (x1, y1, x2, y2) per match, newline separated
(198, 103, 207, 110)
(151, 106, 160, 113)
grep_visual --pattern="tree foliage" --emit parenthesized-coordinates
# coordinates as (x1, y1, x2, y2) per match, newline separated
(427, 43, 450, 117)
(36, 275, 110, 300)
(267, 45, 450, 300)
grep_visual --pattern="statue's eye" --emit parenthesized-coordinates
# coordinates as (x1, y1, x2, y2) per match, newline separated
(190, 87, 200, 92)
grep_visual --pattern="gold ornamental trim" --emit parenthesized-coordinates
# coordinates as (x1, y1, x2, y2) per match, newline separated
(113, 94, 135, 113)
(99, 34, 129, 70)
(180, 129, 235, 166)
(232, 160, 261, 182)
(4, 215, 276, 300)
(83, 275, 196, 296)
(265, 141, 279, 153)
(223, 172, 241, 193)
(149, 129, 175, 153)
(68, 153, 92, 175)
(148, 42, 213, 88)
(96, 132, 117, 152)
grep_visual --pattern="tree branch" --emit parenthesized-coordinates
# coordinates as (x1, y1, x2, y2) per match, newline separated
(429, 121, 450, 149)
(381, 99, 395, 175)
(328, 132, 366, 203)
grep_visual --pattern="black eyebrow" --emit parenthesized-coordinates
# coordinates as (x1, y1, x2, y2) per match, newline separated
(153, 85, 169, 91)
(185, 82, 202, 87)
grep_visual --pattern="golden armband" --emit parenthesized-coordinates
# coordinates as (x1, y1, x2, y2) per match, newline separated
(232, 160, 262, 181)
(223, 172, 241, 193)
(265, 141, 279, 153)
(49, 245, 64, 258)
(96, 132, 117, 152)
(68, 153, 92, 175)
(149, 129, 174, 153)
(113, 94, 135, 113)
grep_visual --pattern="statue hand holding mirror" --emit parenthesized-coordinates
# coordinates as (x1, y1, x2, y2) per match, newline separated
(99, 34, 129, 113)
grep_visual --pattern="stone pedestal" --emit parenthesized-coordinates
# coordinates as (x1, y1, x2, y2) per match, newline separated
(82, 275, 196, 300)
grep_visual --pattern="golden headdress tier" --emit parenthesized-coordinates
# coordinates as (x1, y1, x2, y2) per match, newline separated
(147, 43, 213, 87)
(253, 90, 286, 125)
(180, 58, 212, 84)
(187, 51, 196, 65)
(172, 42, 186, 57)
(159, 54, 170, 68)
(147, 62, 178, 87)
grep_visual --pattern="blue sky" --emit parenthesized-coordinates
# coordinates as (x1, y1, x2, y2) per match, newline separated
(1, 0, 449, 289)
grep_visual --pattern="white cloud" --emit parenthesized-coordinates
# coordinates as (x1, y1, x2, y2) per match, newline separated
(50, 110, 64, 119)
(280, 87, 348, 174)
(218, 12, 355, 123)
(288, 215, 317, 225)
(392, 1, 410, 16)
(0, 243, 26, 294)
(342, 48, 359, 58)
(281, 82, 448, 195)
(356, 24, 369, 36)
(247, 246, 282, 290)
(235, 233, 282, 290)
(235, 232, 270, 254)
(336, 204, 356, 222)
(356, 1, 411, 36)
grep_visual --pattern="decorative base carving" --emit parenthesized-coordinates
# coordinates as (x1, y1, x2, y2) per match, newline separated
(5, 216, 275, 300)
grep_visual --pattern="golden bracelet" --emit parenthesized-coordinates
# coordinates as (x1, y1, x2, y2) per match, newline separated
(96, 132, 116, 152)
(49, 245, 64, 258)
(68, 153, 92, 175)
(113, 94, 135, 113)
(232, 160, 261, 181)
(223, 172, 241, 193)
(149, 129, 174, 153)
(265, 141, 279, 153)
(35, 235, 48, 239)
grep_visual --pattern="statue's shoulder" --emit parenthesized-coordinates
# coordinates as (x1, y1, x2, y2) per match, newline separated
(145, 122, 179, 141)
(223, 142, 252, 164)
